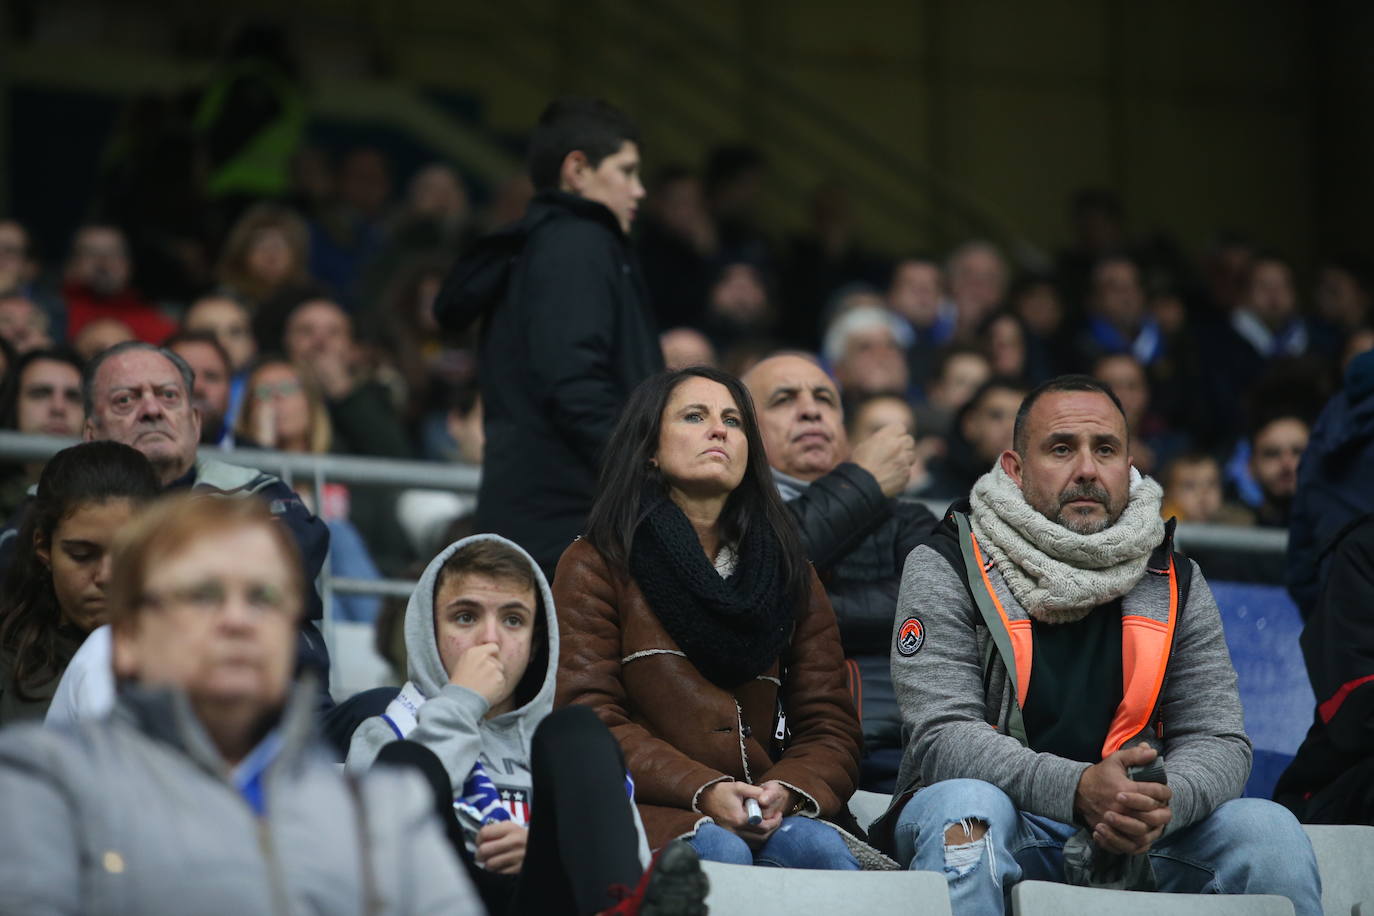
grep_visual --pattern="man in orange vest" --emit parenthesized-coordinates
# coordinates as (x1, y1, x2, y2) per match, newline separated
(870, 375, 1321, 915)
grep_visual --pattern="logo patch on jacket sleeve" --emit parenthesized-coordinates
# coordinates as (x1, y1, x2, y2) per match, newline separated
(896, 616, 925, 657)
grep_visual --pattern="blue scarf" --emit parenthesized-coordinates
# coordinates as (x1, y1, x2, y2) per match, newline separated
(1089, 316, 1164, 366)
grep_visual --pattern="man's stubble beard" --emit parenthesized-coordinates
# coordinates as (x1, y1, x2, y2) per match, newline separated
(1026, 478, 1124, 535)
(1057, 507, 1112, 535)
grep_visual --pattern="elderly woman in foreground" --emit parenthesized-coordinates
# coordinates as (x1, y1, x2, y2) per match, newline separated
(553, 366, 885, 869)
(0, 494, 477, 915)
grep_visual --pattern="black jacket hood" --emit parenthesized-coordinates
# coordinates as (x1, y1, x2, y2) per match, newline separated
(433, 190, 625, 335)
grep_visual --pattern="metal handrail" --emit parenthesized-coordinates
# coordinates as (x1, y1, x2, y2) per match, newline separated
(0, 428, 1291, 610)
(0, 432, 481, 492)
(0, 431, 1296, 694)
(333, 577, 417, 600)
(0, 432, 1290, 555)
(0, 431, 475, 693)
(1175, 522, 1287, 555)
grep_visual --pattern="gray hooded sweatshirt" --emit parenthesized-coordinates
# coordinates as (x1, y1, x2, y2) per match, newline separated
(347, 534, 558, 839)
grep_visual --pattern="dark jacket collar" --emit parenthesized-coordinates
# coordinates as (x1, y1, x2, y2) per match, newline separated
(525, 189, 626, 240)
(164, 460, 199, 492)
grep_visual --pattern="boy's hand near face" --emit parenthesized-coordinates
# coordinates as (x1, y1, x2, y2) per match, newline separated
(448, 643, 509, 709)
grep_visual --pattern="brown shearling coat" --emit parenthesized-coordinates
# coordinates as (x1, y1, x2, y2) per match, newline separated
(552, 538, 863, 849)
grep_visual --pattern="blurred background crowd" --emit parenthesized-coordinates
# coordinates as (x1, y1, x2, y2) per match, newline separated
(0, 2, 1370, 613)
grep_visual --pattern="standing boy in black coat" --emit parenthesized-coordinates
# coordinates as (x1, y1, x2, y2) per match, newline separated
(437, 98, 663, 577)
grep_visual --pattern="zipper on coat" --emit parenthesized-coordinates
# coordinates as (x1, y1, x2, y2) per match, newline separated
(256, 818, 293, 916)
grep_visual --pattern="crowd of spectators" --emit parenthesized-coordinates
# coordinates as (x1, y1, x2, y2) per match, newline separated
(0, 67, 1366, 912)
(0, 144, 1360, 578)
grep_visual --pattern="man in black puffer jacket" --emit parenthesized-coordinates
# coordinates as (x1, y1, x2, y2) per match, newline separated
(435, 99, 663, 578)
(744, 353, 937, 791)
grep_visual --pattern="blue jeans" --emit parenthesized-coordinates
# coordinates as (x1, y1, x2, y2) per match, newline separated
(689, 818, 859, 870)
(894, 778, 1322, 916)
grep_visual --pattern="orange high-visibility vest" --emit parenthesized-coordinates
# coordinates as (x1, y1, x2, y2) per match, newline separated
(952, 512, 1188, 760)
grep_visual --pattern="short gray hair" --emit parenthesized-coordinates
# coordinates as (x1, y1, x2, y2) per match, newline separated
(83, 340, 196, 418)
(821, 306, 906, 366)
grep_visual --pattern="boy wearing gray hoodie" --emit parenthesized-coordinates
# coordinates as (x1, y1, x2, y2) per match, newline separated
(348, 534, 705, 916)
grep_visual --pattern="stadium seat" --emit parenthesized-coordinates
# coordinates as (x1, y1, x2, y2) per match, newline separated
(699, 861, 952, 915)
(1010, 882, 1295, 915)
(1306, 824, 1374, 916)
(850, 788, 894, 832)
(844, 792, 1372, 916)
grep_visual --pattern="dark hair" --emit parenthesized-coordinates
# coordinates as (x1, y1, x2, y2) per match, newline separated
(0, 336, 15, 377)
(584, 367, 811, 611)
(162, 330, 232, 378)
(956, 376, 1030, 447)
(69, 223, 128, 260)
(82, 340, 195, 418)
(435, 538, 546, 710)
(889, 253, 941, 286)
(1244, 250, 1294, 290)
(1092, 251, 1142, 280)
(0, 347, 84, 431)
(526, 98, 640, 192)
(0, 441, 161, 702)
(1012, 374, 1128, 454)
(927, 344, 988, 388)
(1162, 451, 1221, 486)
(977, 308, 1029, 341)
(436, 538, 538, 599)
(1247, 412, 1308, 450)
(846, 393, 914, 439)
(1321, 253, 1374, 292)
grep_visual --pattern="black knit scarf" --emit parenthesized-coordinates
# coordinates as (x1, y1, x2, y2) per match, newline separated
(629, 496, 794, 688)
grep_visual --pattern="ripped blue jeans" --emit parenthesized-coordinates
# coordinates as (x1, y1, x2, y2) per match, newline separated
(894, 778, 1322, 916)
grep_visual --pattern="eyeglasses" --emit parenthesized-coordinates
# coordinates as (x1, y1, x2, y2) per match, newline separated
(254, 380, 303, 400)
(139, 579, 294, 618)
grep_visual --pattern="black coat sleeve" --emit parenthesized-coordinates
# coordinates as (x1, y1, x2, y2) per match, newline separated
(891, 498, 940, 567)
(785, 463, 890, 570)
(1300, 518, 1374, 754)
(522, 223, 630, 471)
(327, 382, 413, 460)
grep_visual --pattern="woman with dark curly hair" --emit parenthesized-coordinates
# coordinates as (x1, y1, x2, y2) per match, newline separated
(0, 441, 160, 724)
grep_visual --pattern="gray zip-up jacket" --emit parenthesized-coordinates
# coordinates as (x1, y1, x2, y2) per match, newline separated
(882, 519, 1251, 834)
(347, 534, 558, 841)
(0, 681, 479, 916)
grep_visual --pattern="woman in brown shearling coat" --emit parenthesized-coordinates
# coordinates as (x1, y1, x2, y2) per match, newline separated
(553, 367, 871, 869)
